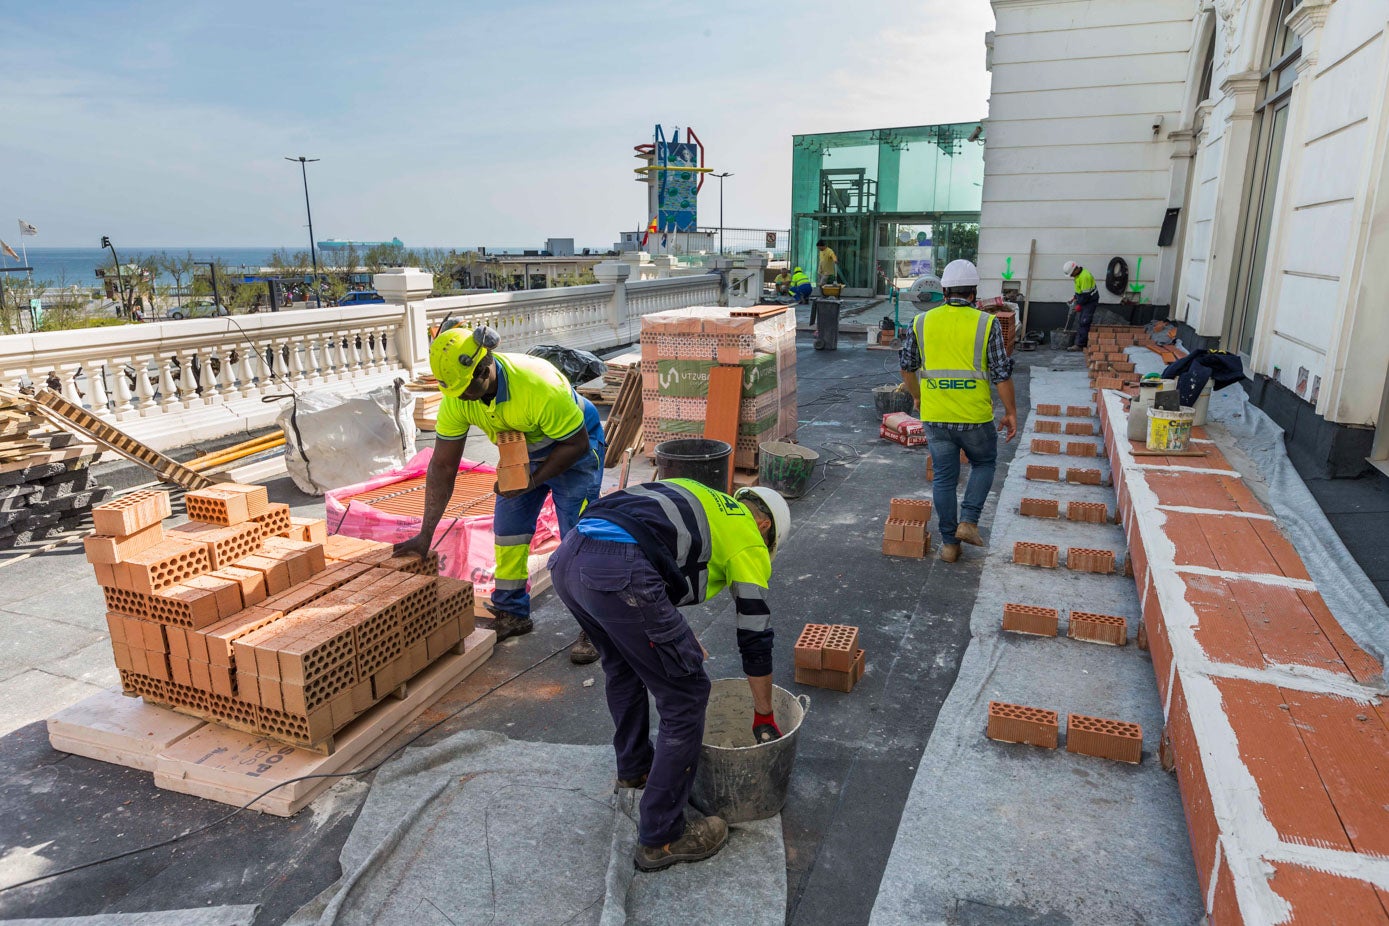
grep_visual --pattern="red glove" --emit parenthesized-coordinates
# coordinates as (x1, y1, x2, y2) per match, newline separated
(753, 712, 782, 743)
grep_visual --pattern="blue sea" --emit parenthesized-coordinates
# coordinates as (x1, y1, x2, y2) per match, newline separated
(5, 247, 293, 285)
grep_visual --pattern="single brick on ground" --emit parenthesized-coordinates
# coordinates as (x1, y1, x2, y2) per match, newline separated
(1066, 713, 1142, 764)
(1013, 542, 1059, 568)
(1068, 611, 1128, 646)
(1020, 497, 1060, 519)
(1002, 603, 1059, 637)
(986, 701, 1059, 749)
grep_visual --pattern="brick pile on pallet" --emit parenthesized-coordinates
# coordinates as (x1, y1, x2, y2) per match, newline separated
(88, 483, 475, 752)
(793, 623, 866, 692)
(639, 306, 797, 471)
(0, 397, 111, 550)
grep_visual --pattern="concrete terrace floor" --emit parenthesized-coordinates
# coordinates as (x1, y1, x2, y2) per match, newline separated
(0, 332, 1184, 925)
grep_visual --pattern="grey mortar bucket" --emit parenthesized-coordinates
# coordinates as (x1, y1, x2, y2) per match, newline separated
(691, 678, 807, 823)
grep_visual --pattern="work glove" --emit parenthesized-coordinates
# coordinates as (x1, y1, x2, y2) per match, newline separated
(753, 712, 782, 743)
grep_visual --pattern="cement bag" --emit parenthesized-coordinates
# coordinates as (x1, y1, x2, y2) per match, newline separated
(277, 378, 417, 495)
(323, 448, 561, 602)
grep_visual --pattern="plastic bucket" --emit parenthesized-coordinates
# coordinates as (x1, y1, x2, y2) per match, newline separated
(1191, 380, 1214, 426)
(1147, 406, 1196, 452)
(759, 441, 819, 499)
(655, 438, 732, 492)
(691, 679, 807, 823)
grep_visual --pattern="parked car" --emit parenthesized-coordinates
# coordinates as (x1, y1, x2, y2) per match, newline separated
(339, 290, 385, 306)
(168, 303, 228, 320)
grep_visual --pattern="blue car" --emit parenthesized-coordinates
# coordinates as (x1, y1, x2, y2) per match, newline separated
(339, 290, 385, 306)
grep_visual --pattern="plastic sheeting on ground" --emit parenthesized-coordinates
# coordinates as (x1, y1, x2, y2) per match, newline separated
(0, 907, 259, 925)
(325, 448, 560, 601)
(285, 730, 785, 926)
(869, 367, 1202, 925)
(278, 380, 417, 495)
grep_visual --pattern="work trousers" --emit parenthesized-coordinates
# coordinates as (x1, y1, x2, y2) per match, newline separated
(926, 424, 998, 546)
(549, 534, 711, 847)
(1074, 298, 1098, 348)
(492, 401, 605, 618)
(792, 283, 813, 305)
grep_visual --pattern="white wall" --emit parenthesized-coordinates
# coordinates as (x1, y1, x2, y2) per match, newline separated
(980, 0, 1198, 305)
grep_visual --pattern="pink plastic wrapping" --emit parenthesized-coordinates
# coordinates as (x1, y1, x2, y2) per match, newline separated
(324, 448, 561, 602)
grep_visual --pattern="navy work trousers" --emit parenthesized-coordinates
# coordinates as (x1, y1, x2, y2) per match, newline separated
(549, 534, 710, 847)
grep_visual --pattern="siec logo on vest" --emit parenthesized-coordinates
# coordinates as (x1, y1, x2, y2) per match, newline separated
(925, 379, 980, 390)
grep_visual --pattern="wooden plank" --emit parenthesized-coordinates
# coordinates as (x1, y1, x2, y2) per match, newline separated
(730, 305, 788, 319)
(602, 369, 643, 468)
(152, 628, 495, 815)
(704, 365, 743, 494)
(48, 688, 208, 772)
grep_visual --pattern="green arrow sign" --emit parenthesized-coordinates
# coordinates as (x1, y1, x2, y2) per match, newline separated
(1001, 257, 1014, 281)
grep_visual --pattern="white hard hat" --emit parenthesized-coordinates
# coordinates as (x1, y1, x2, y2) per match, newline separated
(1062, 261, 1079, 276)
(735, 486, 791, 560)
(940, 259, 980, 289)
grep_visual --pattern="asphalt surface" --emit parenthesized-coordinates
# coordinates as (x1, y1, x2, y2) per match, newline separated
(0, 331, 1027, 925)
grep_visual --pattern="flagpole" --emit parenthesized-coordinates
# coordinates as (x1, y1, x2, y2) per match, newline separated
(17, 221, 31, 282)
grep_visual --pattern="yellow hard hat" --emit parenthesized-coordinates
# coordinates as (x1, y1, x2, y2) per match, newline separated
(430, 325, 499, 398)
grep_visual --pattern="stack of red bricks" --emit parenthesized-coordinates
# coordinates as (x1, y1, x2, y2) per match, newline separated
(1083, 324, 1186, 395)
(496, 430, 529, 493)
(882, 497, 932, 558)
(88, 484, 474, 751)
(793, 623, 866, 692)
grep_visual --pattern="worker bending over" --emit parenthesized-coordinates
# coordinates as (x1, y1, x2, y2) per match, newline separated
(1063, 260, 1100, 351)
(773, 269, 793, 297)
(898, 259, 1018, 562)
(394, 325, 605, 664)
(789, 267, 813, 305)
(548, 478, 791, 871)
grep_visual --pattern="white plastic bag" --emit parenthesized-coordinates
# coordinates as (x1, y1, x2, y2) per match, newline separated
(276, 379, 417, 495)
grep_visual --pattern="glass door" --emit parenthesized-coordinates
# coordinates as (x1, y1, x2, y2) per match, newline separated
(876, 218, 936, 294)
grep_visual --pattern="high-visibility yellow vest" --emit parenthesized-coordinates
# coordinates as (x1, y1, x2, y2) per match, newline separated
(913, 303, 996, 424)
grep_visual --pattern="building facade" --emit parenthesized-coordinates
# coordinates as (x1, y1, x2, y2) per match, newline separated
(981, 0, 1388, 477)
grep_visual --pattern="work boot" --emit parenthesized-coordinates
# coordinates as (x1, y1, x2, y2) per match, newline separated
(614, 771, 649, 792)
(482, 607, 534, 641)
(956, 522, 984, 547)
(570, 631, 599, 665)
(939, 542, 961, 563)
(634, 816, 729, 872)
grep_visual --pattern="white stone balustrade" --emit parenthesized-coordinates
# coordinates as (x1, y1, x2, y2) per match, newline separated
(0, 266, 723, 452)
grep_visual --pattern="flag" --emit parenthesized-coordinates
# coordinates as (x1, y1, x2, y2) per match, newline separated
(639, 215, 658, 248)
(17, 220, 37, 236)
(0, 239, 17, 261)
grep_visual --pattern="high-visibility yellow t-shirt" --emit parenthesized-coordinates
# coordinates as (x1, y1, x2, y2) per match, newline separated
(435, 352, 584, 453)
(817, 247, 837, 275)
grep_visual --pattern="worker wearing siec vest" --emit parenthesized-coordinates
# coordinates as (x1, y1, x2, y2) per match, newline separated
(898, 259, 1019, 563)
(393, 324, 606, 665)
(548, 478, 791, 871)
(1063, 260, 1100, 351)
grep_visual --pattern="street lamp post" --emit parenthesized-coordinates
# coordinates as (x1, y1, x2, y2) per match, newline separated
(100, 236, 132, 318)
(286, 156, 322, 308)
(711, 172, 733, 255)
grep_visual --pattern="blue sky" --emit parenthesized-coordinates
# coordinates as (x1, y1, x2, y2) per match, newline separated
(2, 0, 993, 248)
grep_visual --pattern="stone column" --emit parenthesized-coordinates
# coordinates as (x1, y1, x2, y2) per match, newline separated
(374, 267, 433, 370)
(593, 260, 632, 331)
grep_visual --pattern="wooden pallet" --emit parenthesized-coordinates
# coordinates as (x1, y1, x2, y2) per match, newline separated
(48, 628, 496, 816)
(602, 368, 643, 468)
(729, 305, 789, 320)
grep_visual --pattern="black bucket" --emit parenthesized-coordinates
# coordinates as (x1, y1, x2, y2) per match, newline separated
(655, 438, 732, 492)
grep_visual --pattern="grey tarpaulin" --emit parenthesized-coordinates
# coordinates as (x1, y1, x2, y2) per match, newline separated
(869, 368, 1202, 925)
(0, 907, 259, 925)
(286, 730, 784, 926)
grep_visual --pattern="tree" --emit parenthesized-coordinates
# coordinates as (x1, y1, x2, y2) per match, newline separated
(946, 223, 980, 264)
(158, 252, 197, 309)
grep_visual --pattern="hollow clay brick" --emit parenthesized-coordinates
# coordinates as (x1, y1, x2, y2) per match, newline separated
(1019, 497, 1060, 519)
(1065, 405, 1092, 418)
(795, 624, 831, 669)
(211, 565, 268, 607)
(92, 489, 172, 537)
(822, 625, 859, 673)
(882, 537, 929, 559)
(170, 520, 265, 569)
(1066, 713, 1142, 764)
(986, 701, 1059, 749)
(1064, 421, 1095, 436)
(84, 522, 166, 565)
(290, 517, 328, 545)
(1067, 501, 1110, 524)
(1031, 439, 1062, 455)
(1013, 542, 1059, 568)
(1066, 441, 1099, 458)
(1035, 419, 1062, 434)
(251, 502, 293, 538)
(116, 539, 214, 595)
(1025, 464, 1061, 482)
(184, 487, 252, 526)
(103, 586, 151, 619)
(1036, 404, 1062, 416)
(207, 482, 270, 518)
(1002, 603, 1059, 637)
(233, 554, 292, 596)
(1068, 611, 1128, 646)
(794, 649, 864, 693)
(1067, 468, 1104, 486)
(889, 498, 932, 522)
(1067, 547, 1116, 574)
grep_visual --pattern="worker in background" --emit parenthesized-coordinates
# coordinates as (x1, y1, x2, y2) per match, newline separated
(789, 266, 813, 305)
(548, 479, 791, 871)
(773, 268, 793, 297)
(816, 240, 838, 289)
(898, 259, 1018, 563)
(1063, 260, 1100, 351)
(394, 324, 605, 665)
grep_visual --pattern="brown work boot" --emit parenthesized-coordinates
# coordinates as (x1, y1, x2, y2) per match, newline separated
(570, 631, 599, 665)
(481, 607, 534, 641)
(939, 542, 961, 563)
(614, 771, 649, 792)
(956, 522, 984, 546)
(635, 816, 729, 872)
